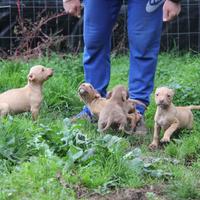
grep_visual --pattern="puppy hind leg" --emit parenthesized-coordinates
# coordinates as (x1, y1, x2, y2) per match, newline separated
(118, 123, 125, 131)
(0, 103, 10, 117)
(98, 121, 106, 133)
(102, 118, 112, 132)
(118, 118, 127, 132)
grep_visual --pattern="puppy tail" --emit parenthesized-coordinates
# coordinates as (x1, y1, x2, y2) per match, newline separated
(188, 105, 200, 110)
(128, 99, 147, 108)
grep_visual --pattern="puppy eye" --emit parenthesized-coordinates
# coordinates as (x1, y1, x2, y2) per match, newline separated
(156, 93, 159, 96)
(41, 68, 44, 72)
(167, 94, 171, 98)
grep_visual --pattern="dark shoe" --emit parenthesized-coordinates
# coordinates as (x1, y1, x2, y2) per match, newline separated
(134, 115, 147, 135)
(70, 106, 94, 122)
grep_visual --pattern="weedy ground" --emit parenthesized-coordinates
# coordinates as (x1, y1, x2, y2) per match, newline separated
(0, 53, 200, 200)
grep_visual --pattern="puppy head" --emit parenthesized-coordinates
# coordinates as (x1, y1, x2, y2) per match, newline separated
(111, 85, 129, 102)
(78, 83, 100, 103)
(155, 87, 174, 108)
(28, 65, 53, 84)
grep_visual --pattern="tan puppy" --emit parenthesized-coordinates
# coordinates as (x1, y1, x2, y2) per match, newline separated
(149, 87, 200, 149)
(78, 83, 108, 118)
(125, 112, 142, 134)
(98, 85, 129, 132)
(118, 99, 141, 134)
(0, 65, 53, 120)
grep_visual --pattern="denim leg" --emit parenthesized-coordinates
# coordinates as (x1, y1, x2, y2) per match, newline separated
(83, 0, 122, 97)
(127, 0, 163, 114)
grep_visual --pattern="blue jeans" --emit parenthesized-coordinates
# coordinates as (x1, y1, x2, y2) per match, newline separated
(83, 0, 163, 114)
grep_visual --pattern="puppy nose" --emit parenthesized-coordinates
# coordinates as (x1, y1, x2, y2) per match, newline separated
(160, 99, 164, 104)
(79, 88, 85, 94)
(48, 69, 54, 76)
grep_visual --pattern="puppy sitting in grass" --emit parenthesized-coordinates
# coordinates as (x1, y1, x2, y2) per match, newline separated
(77, 83, 108, 119)
(149, 87, 200, 150)
(0, 65, 53, 120)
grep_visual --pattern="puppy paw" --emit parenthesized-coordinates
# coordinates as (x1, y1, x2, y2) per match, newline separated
(160, 137, 170, 143)
(148, 142, 159, 150)
(97, 128, 105, 134)
(118, 125, 125, 132)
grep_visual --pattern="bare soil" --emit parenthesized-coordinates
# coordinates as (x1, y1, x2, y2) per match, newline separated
(85, 185, 165, 200)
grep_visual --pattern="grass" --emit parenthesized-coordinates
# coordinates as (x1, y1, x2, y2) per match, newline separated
(0, 53, 200, 199)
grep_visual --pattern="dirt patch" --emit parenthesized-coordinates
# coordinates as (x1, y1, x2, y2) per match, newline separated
(85, 185, 165, 200)
(87, 188, 147, 200)
(55, 172, 164, 200)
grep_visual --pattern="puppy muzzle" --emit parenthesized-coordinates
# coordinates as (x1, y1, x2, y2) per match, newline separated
(157, 102, 169, 109)
(48, 69, 54, 76)
(78, 87, 87, 95)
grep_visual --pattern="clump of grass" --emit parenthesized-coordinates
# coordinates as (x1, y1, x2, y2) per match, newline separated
(164, 127, 200, 163)
(0, 156, 77, 200)
(0, 117, 37, 167)
(166, 165, 200, 200)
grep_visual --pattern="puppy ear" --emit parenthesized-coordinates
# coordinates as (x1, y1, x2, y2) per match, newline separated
(106, 91, 112, 99)
(28, 73, 35, 81)
(122, 91, 128, 101)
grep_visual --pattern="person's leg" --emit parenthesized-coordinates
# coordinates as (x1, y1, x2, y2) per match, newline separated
(127, 0, 163, 115)
(72, 0, 122, 121)
(83, 0, 122, 97)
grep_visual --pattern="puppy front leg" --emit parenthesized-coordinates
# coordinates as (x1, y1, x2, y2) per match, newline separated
(31, 107, 39, 120)
(160, 120, 179, 143)
(149, 122, 161, 150)
(127, 114, 137, 131)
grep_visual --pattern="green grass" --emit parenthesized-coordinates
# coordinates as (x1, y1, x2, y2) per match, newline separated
(0, 53, 200, 199)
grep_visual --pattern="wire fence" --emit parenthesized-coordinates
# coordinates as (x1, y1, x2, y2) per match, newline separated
(0, 0, 199, 57)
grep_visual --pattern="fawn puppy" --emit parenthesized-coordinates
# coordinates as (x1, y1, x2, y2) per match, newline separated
(0, 65, 53, 120)
(149, 87, 200, 149)
(78, 83, 108, 119)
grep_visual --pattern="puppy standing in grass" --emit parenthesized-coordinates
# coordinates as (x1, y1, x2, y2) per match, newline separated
(98, 85, 129, 132)
(0, 65, 53, 120)
(149, 87, 200, 150)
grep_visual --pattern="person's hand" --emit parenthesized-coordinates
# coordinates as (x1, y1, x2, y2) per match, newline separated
(63, 0, 81, 18)
(163, 0, 181, 22)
